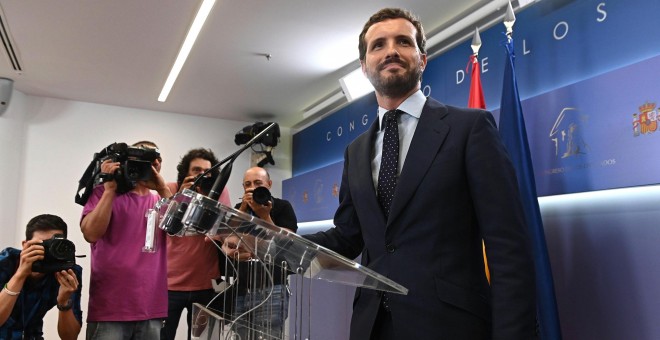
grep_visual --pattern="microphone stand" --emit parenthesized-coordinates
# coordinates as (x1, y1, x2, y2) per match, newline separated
(197, 122, 278, 201)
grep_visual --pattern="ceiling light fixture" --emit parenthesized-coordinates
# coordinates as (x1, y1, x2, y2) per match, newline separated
(339, 67, 374, 102)
(158, 0, 216, 102)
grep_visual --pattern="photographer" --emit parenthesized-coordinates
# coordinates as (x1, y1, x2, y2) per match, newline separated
(80, 141, 172, 339)
(0, 214, 82, 340)
(221, 166, 298, 339)
(162, 148, 231, 340)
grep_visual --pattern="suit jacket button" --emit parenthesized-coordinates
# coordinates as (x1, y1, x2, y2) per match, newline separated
(386, 244, 395, 253)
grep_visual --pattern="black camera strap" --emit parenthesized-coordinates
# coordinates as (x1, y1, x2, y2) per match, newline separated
(74, 146, 110, 206)
(74, 155, 98, 206)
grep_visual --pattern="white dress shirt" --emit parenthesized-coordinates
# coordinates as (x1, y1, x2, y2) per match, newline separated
(371, 90, 426, 191)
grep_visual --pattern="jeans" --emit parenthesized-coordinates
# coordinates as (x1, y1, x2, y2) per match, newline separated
(230, 284, 288, 340)
(161, 289, 216, 340)
(86, 319, 163, 340)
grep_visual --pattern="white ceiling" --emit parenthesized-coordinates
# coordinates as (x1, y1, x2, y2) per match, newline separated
(0, 0, 503, 127)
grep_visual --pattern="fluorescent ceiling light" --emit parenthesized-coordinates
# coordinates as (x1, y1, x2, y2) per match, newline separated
(158, 0, 216, 102)
(339, 67, 374, 102)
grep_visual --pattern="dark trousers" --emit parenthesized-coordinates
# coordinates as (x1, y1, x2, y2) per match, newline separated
(161, 289, 216, 340)
(370, 303, 395, 340)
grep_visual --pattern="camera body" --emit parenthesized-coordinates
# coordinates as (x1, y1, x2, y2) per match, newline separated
(32, 235, 76, 273)
(252, 186, 272, 206)
(101, 143, 161, 193)
(194, 173, 217, 196)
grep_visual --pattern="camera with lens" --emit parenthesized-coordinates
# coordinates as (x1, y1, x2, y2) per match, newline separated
(252, 186, 272, 205)
(193, 172, 218, 196)
(100, 142, 161, 193)
(32, 235, 76, 273)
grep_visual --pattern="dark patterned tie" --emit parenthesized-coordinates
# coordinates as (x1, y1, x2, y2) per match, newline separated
(377, 110, 400, 217)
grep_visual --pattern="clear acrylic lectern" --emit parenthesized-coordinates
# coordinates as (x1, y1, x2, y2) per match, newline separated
(157, 189, 407, 339)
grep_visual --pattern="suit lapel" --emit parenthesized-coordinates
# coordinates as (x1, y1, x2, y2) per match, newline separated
(387, 99, 450, 225)
(353, 120, 386, 224)
(351, 119, 378, 198)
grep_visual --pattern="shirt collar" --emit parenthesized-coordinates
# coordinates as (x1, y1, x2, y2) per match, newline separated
(378, 90, 426, 129)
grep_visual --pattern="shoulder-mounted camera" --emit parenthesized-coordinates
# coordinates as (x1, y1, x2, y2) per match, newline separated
(75, 142, 161, 205)
(234, 122, 280, 147)
(101, 142, 160, 186)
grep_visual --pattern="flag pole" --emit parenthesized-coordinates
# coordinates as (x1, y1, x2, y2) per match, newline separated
(471, 27, 482, 56)
(467, 27, 486, 110)
(503, 1, 516, 43)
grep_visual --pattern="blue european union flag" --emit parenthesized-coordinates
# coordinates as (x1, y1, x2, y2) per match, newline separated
(498, 37, 563, 340)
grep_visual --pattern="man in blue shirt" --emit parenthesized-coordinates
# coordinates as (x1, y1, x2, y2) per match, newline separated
(0, 214, 83, 340)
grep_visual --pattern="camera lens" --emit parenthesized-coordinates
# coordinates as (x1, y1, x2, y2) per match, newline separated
(33, 237, 76, 273)
(50, 240, 75, 260)
(124, 160, 152, 181)
(252, 186, 271, 205)
(194, 174, 215, 195)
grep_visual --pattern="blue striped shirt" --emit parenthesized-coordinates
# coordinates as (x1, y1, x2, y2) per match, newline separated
(0, 247, 83, 340)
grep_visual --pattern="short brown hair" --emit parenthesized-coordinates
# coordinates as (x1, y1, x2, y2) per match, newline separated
(25, 214, 67, 240)
(358, 8, 426, 61)
(176, 148, 219, 188)
(132, 140, 159, 149)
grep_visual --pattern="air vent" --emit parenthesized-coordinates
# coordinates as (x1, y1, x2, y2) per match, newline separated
(0, 5, 21, 72)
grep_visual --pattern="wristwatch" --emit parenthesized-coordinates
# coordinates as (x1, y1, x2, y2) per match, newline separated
(57, 299, 73, 311)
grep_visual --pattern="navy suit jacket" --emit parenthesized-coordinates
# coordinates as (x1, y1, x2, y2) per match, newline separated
(305, 97, 536, 339)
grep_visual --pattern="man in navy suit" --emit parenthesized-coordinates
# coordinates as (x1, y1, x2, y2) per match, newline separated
(304, 8, 536, 340)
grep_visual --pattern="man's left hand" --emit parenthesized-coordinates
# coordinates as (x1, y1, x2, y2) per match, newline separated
(222, 234, 256, 261)
(139, 166, 172, 198)
(55, 269, 78, 306)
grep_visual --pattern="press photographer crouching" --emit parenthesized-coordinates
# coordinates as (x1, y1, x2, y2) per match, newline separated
(0, 214, 83, 340)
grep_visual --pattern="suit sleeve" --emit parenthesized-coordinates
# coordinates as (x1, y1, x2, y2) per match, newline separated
(465, 111, 536, 339)
(303, 147, 365, 260)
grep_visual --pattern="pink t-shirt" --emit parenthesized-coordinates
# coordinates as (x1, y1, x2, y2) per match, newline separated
(82, 186, 168, 322)
(165, 183, 231, 290)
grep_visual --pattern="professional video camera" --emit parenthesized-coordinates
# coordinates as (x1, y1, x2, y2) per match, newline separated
(32, 235, 77, 273)
(234, 122, 280, 147)
(234, 122, 280, 166)
(101, 142, 160, 185)
(75, 142, 161, 206)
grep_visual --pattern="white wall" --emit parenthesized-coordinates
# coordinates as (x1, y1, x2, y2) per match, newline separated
(0, 89, 292, 339)
(0, 90, 29, 246)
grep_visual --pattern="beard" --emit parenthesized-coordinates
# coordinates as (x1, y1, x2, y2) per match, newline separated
(366, 58, 423, 98)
